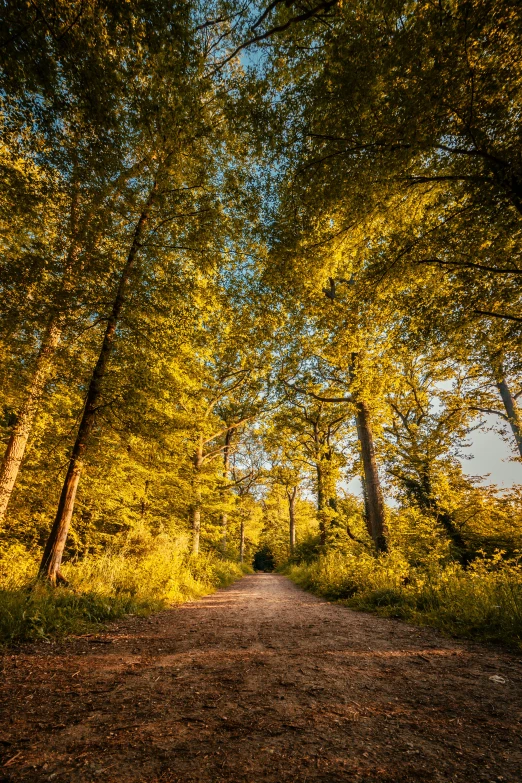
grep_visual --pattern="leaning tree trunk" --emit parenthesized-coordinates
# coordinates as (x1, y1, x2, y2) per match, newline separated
(355, 399, 388, 553)
(0, 318, 62, 523)
(287, 486, 297, 554)
(491, 361, 522, 458)
(191, 438, 203, 556)
(39, 182, 157, 584)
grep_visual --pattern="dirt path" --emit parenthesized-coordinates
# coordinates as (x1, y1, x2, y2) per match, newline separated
(1, 574, 521, 783)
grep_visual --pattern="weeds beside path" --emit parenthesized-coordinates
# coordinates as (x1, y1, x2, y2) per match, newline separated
(1, 574, 521, 782)
(287, 550, 522, 650)
(0, 537, 247, 647)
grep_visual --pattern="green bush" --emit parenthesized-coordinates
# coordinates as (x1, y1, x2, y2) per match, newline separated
(287, 550, 522, 649)
(0, 528, 246, 647)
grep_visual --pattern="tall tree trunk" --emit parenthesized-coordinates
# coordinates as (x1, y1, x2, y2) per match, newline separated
(239, 517, 245, 564)
(355, 399, 388, 553)
(287, 486, 297, 554)
(39, 182, 157, 584)
(191, 437, 203, 556)
(220, 429, 233, 553)
(491, 361, 522, 458)
(0, 318, 62, 523)
(0, 189, 82, 525)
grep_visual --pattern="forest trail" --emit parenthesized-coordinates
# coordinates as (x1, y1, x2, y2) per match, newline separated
(1, 574, 521, 783)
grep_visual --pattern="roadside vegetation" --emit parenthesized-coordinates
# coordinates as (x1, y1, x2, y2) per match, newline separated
(287, 549, 522, 650)
(1, 2, 522, 653)
(0, 532, 248, 646)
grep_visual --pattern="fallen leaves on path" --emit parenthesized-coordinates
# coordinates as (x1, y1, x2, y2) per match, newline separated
(1, 575, 521, 782)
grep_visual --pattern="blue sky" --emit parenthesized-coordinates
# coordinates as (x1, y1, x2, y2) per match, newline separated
(346, 413, 521, 498)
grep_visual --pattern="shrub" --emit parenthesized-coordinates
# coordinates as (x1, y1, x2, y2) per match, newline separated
(0, 528, 246, 647)
(287, 550, 522, 649)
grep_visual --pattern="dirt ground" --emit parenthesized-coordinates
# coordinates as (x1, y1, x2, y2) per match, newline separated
(1, 574, 521, 783)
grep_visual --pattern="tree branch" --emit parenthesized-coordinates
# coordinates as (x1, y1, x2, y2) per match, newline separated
(211, 0, 339, 71)
(418, 259, 522, 275)
(284, 380, 351, 403)
(474, 309, 522, 323)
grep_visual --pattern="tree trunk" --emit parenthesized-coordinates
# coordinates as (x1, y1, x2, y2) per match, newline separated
(39, 182, 157, 584)
(220, 429, 233, 553)
(355, 399, 388, 553)
(495, 372, 522, 458)
(191, 438, 203, 556)
(487, 350, 522, 457)
(0, 318, 62, 523)
(287, 486, 297, 554)
(239, 517, 245, 564)
(0, 188, 83, 526)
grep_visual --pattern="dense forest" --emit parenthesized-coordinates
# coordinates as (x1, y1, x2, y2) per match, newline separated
(0, 0, 521, 649)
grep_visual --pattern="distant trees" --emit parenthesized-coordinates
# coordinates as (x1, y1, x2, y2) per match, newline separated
(0, 0, 521, 587)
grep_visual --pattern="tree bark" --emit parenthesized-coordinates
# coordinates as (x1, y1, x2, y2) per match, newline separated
(239, 517, 245, 564)
(355, 399, 388, 553)
(191, 438, 203, 556)
(39, 181, 157, 584)
(492, 364, 522, 458)
(287, 486, 297, 554)
(0, 318, 62, 523)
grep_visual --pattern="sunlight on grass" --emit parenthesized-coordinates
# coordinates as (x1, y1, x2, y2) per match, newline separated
(0, 528, 249, 647)
(287, 550, 522, 650)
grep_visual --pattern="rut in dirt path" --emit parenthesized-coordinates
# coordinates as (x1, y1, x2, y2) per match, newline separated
(1, 573, 521, 783)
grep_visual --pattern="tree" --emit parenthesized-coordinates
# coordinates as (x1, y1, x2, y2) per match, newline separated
(37, 1, 234, 581)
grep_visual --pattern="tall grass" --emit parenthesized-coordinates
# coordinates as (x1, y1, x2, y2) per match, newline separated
(287, 550, 522, 649)
(0, 528, 248, 647)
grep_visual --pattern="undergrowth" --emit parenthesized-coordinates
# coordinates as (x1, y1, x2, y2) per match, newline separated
(0, 529, 249, 647)
(287, 549, 522, 649)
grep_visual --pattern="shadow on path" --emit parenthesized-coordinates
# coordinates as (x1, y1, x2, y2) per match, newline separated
(1, 574, 521, 782)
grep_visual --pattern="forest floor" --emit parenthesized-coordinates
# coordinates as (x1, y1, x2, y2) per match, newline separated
(1, 574, 521, 783)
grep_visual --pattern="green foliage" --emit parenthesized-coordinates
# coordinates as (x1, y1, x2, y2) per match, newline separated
(288, 550, 522, 650)
(0, 529, 245, 647)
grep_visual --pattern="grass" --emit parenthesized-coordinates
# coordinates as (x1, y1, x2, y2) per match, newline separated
(286, 549, 522, 650)
(0, 587, 161, 646)
(0, 529, 249, 647)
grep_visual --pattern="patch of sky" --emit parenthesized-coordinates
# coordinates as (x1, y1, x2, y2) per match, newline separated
(460, 414, 521, 488)
(432, 378, 521, 488)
